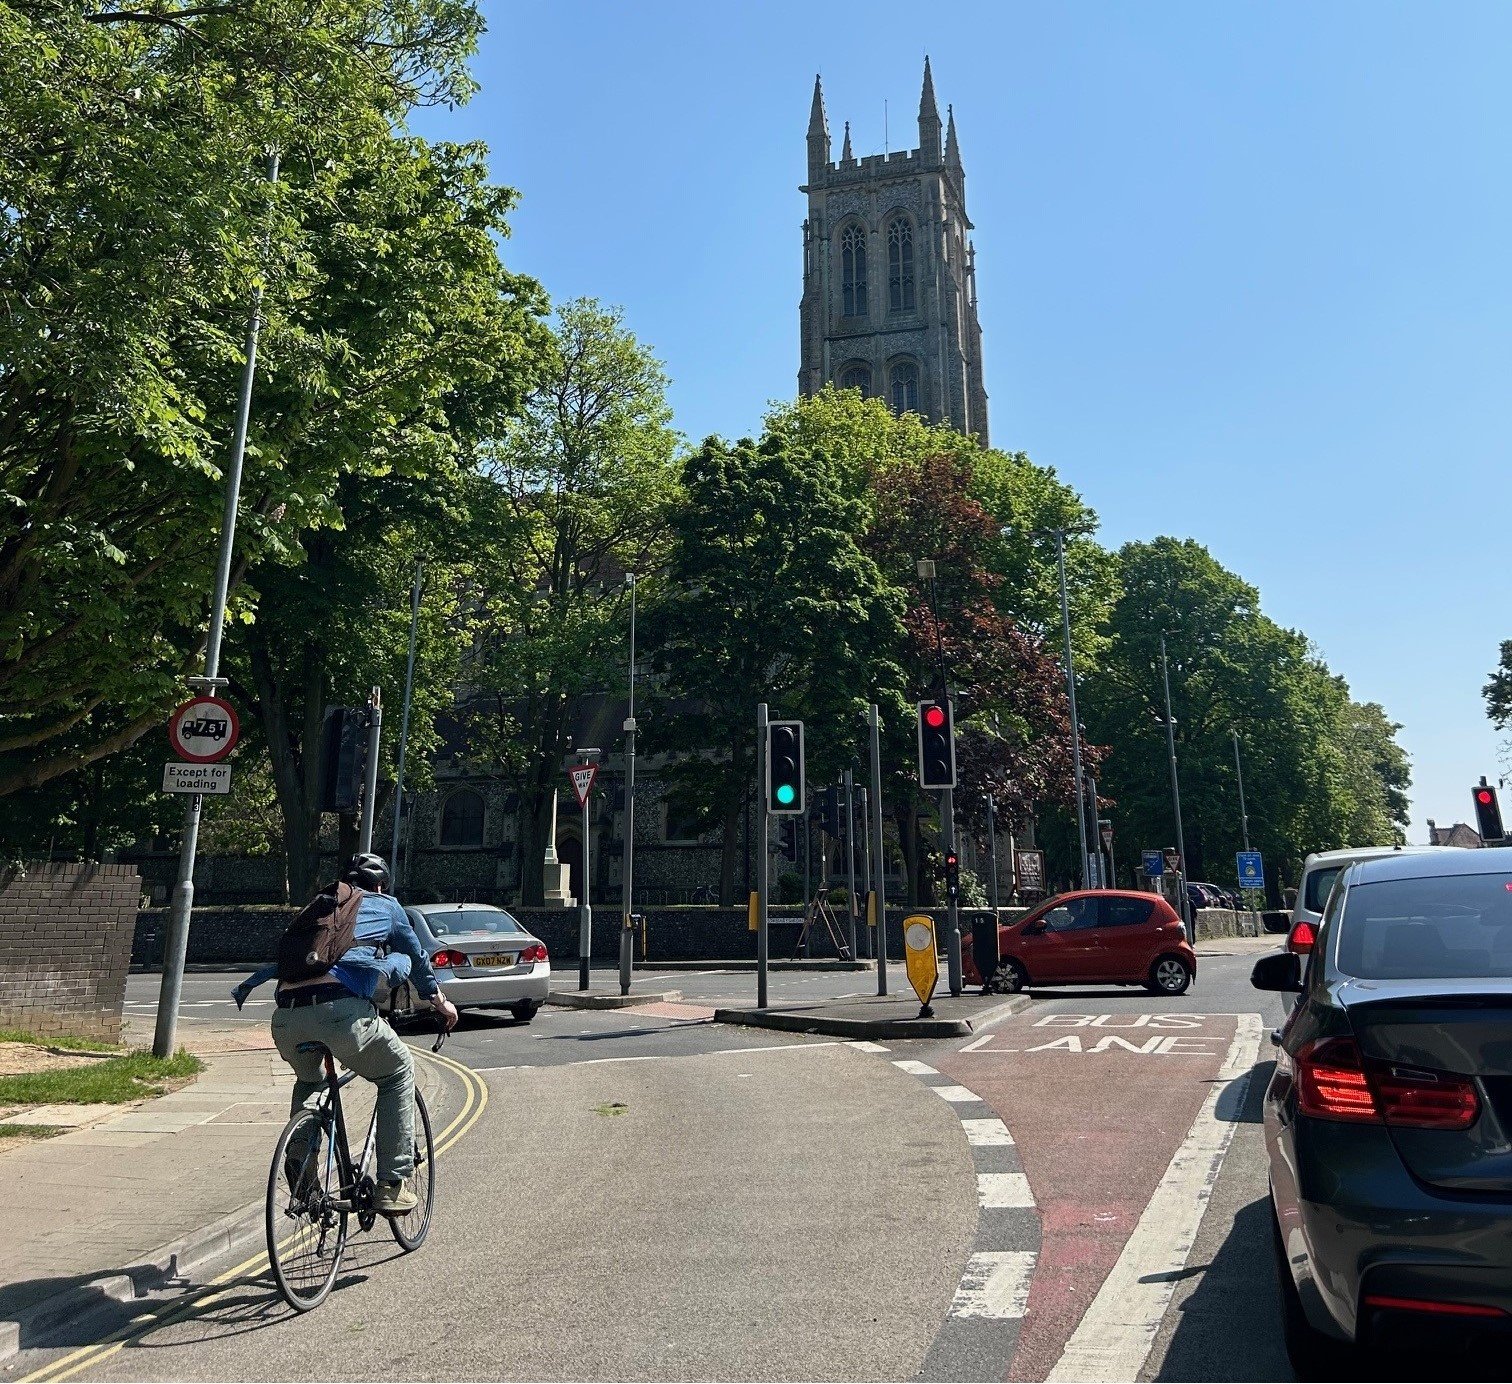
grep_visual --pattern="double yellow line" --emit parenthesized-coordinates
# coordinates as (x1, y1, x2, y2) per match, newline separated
(21, 1043, 488, 1384)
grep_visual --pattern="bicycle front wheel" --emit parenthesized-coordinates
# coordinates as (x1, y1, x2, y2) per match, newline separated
(267, 1107, 349, 1311)
(389, 1086, 436, 1252)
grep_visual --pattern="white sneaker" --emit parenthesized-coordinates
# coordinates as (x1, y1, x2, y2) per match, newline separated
(374, 1178, 418, 1215)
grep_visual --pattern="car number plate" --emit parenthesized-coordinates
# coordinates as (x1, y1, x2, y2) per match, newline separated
(470, 952, 515, 969)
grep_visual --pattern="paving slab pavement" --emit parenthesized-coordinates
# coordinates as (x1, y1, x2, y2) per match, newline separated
(0, 1015, 449, 1363)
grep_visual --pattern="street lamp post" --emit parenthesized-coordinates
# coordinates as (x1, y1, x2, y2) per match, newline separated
(619, 574, 638, 997)
(389, 560, 424, 888)
(985, 793, 1000, 908)
(1160, 635, 1193, 943)
(153, 149, 279, 1060)
(1056, 531, 1091, 891)
(1232, 728, 1251, 853)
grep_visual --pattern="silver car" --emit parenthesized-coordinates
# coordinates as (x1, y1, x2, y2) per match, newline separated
(385, 903, 551, 1024)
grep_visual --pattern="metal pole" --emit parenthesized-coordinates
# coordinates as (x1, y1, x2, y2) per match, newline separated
(757, 703, 770, 1008)
(579, 786, 592, 990)
(153, 149, 279, 1060)
(1162, 635, 1193, 944)
(943, 783, 962, 995)
(868, 704, 888, 995)
(986, 794, 1000, 909)
(619, 576, 638, 997)
(1233, 728, 1251, 852)
(390, 560, 423, 884)
(1057, 531, 1089, 890)
(357, 686, 383, 854)
(859, 786, 873, 961)
(844, 770, 858, 961)
(1086, 772, 1101, 887)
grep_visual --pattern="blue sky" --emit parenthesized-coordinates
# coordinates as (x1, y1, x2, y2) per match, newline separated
(416, 1, 1510, 840)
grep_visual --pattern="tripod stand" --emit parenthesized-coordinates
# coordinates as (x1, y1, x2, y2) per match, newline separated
(792, 835, 853, 961)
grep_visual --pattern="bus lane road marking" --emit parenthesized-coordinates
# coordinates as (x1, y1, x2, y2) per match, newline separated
(958, 1013, 1226, 1057)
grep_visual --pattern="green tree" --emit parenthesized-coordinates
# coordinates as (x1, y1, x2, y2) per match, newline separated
(462, 300, 680, 904)
(0, 0, 506, 795)
(1486, 640, 1512, 772)
(651, 433, 907, 902)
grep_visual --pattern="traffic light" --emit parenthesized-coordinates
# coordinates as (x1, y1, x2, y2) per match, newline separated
(317, 706, 367, 814)
(767, 720, 805, 815)
(944, 848, 960, 903)
(817, 785, 840, 838)
(1473, 782, 1506, 843)
(917, 699, 956, 788)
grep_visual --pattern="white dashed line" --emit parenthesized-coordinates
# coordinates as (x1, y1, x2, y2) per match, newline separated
(961, 1117, 1014, 1146)
(977, 1172, 1035, 1208)
(892, 1059, 939, 1076)
(948, 1251, 1038, 1320)
(932, 1084, 982, 1103)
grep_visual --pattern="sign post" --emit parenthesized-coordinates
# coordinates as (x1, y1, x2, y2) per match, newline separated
(1142, 849, 1165, 879)
(903, 914, 940, 1018)
(569, 757, 600, 990)
(1236, 850, 1265, 896)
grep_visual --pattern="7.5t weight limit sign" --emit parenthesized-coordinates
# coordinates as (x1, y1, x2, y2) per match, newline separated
(168, 696, 239, 763)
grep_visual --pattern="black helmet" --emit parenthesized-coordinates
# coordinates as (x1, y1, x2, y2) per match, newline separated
(345, 852, 390, 892)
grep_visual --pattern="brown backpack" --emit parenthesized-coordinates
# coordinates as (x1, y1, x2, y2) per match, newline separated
(277, 881, 365, 983)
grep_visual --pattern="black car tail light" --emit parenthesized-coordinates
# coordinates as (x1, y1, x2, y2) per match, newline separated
(1296, 1037, 1480, 1130)
(1364, 1294, 1505, 1319)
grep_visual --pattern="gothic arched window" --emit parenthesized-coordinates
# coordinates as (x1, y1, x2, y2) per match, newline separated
(889, 360, 920, 415)
(440, 788, 485, 847)
(888, 217, 916, 313)
(841, 224, 868, 317)
(837, 363, 872, 397)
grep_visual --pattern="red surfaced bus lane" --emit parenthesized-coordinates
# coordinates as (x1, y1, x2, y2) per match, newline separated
(936, 1010, 1241, 1381)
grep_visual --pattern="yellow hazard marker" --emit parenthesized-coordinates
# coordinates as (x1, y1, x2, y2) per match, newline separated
(903, 913, 940, 1017)
(748, 890, 759, 932)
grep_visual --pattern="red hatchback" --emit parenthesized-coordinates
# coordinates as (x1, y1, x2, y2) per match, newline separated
(964, 889, 1197, 996)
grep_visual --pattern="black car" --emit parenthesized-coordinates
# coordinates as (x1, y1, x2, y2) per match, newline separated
(1252, 849, 1512, 1377)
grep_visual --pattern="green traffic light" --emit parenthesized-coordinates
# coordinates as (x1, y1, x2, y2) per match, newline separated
(776, 783, 796, 805)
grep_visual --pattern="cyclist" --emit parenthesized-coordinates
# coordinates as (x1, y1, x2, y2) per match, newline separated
(233, 852, 458, 1214)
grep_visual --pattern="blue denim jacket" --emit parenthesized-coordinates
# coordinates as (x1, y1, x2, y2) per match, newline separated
(233, 892, 440, 1007)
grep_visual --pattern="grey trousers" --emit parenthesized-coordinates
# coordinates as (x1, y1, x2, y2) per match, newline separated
(271, 994, 415, 1182)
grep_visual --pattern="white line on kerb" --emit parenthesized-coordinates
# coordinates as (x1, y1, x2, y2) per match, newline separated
(977, 1172, 1035, 1208)
(931, 1084, 982, 1103)
(961, 1117, 1015, 1146)
(1046, 1012, 1264, 1383)
(892, 1059, 938, 1076)
(948, 1251, 1038, 1320)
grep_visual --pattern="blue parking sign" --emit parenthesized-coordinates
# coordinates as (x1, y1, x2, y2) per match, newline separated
(1142, 849, 1164, 877)
(1237, 850, 1265, 892)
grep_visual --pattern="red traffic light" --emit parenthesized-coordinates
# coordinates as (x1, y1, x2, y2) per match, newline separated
(1478, 789, 1494, 805)
(945, 851, 958, 867)
(924, 704, 946, 728)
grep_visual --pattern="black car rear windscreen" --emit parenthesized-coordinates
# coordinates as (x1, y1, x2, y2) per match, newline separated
(1339, 874, 1512, 979)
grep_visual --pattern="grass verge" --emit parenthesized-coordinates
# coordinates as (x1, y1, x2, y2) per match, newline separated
(0, 1027, 122, 1054)
(0, 1050, 203, 1105)
(0, 1123, 65, 1139)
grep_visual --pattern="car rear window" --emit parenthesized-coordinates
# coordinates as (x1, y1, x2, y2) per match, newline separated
(1337, 874, 1512, 979)
(425, 909, 526, 939)
(1303, 866, 1342, 914)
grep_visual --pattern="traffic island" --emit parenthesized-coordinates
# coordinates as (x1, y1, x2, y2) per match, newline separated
(547, 989, 682, 1010)
(712, 991, 1031, 1041)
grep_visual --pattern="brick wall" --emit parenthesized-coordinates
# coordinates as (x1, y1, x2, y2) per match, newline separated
(0, 862, 141, 1042)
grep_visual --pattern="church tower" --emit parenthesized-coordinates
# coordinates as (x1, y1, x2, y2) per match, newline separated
(798, 61, 989, 444)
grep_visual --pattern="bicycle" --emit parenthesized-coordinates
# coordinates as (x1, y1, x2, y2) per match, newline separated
(264, 1022, 444, 1311)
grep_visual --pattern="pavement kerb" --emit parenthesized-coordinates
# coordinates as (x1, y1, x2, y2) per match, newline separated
(546, 989, 682, 1010)
(635, 959, 872, 973)
(0, 1038, 475, 1367)
(712, 992, 1031, 1041)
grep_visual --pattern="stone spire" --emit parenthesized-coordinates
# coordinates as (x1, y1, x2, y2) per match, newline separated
(945, 103, 960, 166)
(841, 120, 853, 162)
(807, 74, 830, 180)
(918, 56, 942, 163)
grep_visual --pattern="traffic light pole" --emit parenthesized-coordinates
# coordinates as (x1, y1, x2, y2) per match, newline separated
(756, 702, 770, 1009)
(619, 574, 638, 998)
(1057, 531, 1090, 890)
(858, 786, 873, 961)
(868, 704, 888, 996)
(1232, 728, 1251, 853)
(942, 784, 962, 995)
(389, 562, 423, 888)
(843, 770, 858, 961)
(357, 687, 382, 855)
(986, 794, 1000, 909)
(1161, 635, 1193, 944)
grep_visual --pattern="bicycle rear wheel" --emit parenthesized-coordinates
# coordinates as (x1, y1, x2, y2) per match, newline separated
(388, 1087, 435, 1251)
(267, 1107, 349, 1311)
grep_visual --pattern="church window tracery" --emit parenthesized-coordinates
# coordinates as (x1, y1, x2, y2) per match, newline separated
(889, 360, 919, 415)
(837, 363, 872, 397)
(841, 224, 868, 317)
(888, 218, 916, 313)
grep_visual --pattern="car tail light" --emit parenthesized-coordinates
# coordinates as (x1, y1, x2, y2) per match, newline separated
(1364, 1294, 1505, 1319)
(1296, 1037, 1480, 1130)
(432, 949, 468, 969)
(520, 942, 548, 964)
(1296, 1037, 1378, 1122)
(1288, 920, 1316, 955)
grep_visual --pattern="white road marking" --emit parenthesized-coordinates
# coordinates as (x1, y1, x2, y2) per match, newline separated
(891, 1059, 938, 1075)
(467, 1040, 846, 1074)
(847, 1040, 889, 1052)
(932, 1084, 982, 1103)
(1046, 1013, 1264, 1383)
(961, 1117, 1014, 1147)
(958, 1031, 997, 1053)
(948, 1251, 1038, 1319)
(977, 1172, 1035, 1208)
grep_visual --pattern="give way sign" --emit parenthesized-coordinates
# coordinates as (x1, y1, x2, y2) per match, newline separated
(569, 763, 598, 806)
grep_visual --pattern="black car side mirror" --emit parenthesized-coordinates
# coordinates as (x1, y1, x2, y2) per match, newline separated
(1251, 950, 1302, 993)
